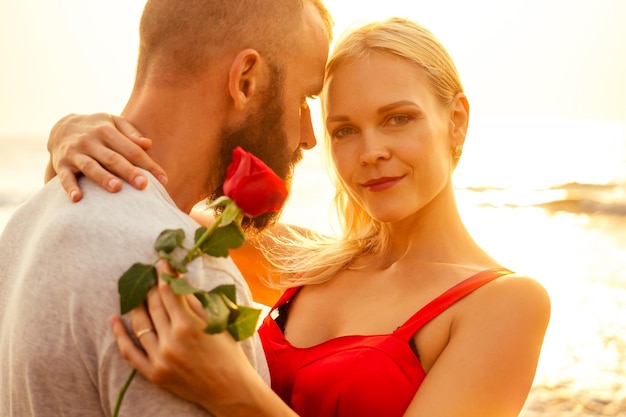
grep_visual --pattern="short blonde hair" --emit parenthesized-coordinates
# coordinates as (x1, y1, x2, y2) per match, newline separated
(136, 0, 333, 87)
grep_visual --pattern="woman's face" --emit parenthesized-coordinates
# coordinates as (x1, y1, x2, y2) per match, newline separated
(324, 51, 457, 224)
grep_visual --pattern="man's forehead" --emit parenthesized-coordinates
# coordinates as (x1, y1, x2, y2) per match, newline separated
(295, 47, 326, 97)
(302, 0, 333, 42)
(298, 3, 330, 93)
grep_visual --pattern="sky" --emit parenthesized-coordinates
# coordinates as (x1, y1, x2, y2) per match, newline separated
(0, 0, 625, 138)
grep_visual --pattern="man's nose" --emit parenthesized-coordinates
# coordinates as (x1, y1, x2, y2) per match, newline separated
(299, 103, 317, 150)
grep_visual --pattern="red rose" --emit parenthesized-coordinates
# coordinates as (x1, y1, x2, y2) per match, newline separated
(223, 147, 288, 217)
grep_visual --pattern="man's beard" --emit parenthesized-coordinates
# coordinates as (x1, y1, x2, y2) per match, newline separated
(211, 71, 303, 232)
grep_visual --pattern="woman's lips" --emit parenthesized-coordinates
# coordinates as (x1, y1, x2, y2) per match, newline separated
(361, 176, 403, 192)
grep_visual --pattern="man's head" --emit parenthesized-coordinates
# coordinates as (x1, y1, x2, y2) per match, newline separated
(136, 0, 330, 85)
(134, 0, 332, 230)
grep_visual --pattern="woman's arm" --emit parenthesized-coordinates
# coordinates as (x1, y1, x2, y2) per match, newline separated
(109, 261, 298, 417)
(404, 275, 551, 417)
(46, 113, 168, 201)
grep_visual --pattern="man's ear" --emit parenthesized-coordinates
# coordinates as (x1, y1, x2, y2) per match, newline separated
(228, 49, 263, 111)
(449, 92, 470, 145)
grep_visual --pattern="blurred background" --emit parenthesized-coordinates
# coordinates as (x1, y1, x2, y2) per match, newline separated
(1, 1, 625, 415)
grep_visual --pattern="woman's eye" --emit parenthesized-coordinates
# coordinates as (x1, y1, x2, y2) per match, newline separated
(332, 126, 356, 139)
(387, 114, 412, 126)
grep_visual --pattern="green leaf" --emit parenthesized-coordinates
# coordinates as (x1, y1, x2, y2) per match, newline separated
(208, 286, 240, 325)
(194, 292, 210, 308)
(219, 202, 244, 226)
(154, 229, 185, 253)
(227, 306, 261, 341)
(118, 263, 157, 314)
(219, 292, 240, 323)
(158, 252, 188, 274)
(210, 284, 237, 304)
(194, 226, 209, 245)
(202, 292, 231, 334)
(206, 196, 231, 209)
(199, 223, 245, 257)
(160, 273, 203, 295)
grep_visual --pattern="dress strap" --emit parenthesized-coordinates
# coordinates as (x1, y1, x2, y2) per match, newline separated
(269, 286, 301, 314)
(394, 268, 514, 341)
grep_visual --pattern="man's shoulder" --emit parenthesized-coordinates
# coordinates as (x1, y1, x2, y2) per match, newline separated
(76, 176, 189, 224)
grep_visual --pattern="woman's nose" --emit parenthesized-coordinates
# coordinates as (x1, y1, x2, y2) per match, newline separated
(358, 131, 390, 165)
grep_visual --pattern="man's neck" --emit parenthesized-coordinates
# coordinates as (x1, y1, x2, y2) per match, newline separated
(121, 86, 225, 213)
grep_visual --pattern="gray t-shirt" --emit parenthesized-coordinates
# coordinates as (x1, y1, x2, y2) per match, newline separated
(0, 173, 269, 416)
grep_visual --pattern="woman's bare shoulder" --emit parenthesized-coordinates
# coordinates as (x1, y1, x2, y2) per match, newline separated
(494, 273, 550, 307)
(464, 272, 551, 327)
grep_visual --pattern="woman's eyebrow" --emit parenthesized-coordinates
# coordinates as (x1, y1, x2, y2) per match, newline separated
(377, 100, 419, 115)
(325, 114, 350, 123)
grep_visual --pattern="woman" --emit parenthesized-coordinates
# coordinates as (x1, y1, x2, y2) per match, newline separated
(48, 18, 550, 417)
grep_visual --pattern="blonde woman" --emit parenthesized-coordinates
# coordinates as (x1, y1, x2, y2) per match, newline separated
(48, 18, 550, 417)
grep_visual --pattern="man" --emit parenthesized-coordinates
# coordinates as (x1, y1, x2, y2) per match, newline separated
(0, 0, 331, 415)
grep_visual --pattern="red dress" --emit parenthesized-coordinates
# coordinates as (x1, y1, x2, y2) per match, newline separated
(258, 268, 513, 417)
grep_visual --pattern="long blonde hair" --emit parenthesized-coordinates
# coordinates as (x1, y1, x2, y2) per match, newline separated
(264, 18, 465, 288)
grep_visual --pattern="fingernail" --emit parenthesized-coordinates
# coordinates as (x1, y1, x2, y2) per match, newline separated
(157, 174, 168, 185)
(133, 176, 147, 188)
(70, 190, 79, 202)
(107, 178, 121, 191)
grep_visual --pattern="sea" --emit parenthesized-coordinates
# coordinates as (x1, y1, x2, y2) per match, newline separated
(1, 118, 626, 416)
